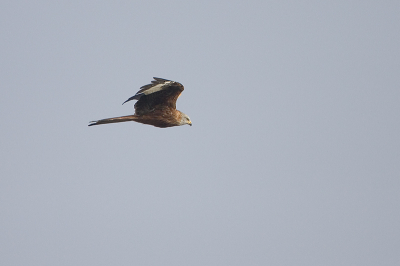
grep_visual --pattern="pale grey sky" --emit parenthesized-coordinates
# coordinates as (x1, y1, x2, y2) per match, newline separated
(1, 1, 399, 265)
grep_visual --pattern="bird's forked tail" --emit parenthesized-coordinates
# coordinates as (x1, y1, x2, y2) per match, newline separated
(88, 115, 138, 126)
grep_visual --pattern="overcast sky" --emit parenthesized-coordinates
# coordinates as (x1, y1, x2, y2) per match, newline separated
(1, 1, 399, 265)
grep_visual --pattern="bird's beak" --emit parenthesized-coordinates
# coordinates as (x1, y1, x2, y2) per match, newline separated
(189, 121, 192, 126)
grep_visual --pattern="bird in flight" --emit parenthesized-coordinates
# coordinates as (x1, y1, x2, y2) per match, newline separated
(89, 77, 192, 128)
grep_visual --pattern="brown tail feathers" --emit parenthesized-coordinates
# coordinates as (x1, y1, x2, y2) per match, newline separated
(88, 115, 138, 126)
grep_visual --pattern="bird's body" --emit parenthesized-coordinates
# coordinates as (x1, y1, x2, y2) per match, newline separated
(89, 77, 192, 128)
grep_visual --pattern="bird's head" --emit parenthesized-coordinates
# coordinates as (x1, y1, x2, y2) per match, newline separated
(180, 113, 192, 126)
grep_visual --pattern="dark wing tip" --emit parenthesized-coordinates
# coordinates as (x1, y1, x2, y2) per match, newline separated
(122, 94, 142, 105)
(122, 98, 131, 105)
(153, 77, 171, 82)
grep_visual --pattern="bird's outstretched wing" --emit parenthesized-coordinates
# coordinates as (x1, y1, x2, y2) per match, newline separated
(123, 77, 184, 115)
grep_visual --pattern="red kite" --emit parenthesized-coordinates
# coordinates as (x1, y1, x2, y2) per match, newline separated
(89, 77, 192, 128)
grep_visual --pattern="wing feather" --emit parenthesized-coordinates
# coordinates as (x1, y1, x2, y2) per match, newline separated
(123, 77, 184, 115)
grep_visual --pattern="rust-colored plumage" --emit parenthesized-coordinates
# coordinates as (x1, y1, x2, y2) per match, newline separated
(89, 77, 192, 128)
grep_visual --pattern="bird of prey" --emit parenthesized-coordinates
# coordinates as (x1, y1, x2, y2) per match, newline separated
(89, 77, 192, 128)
